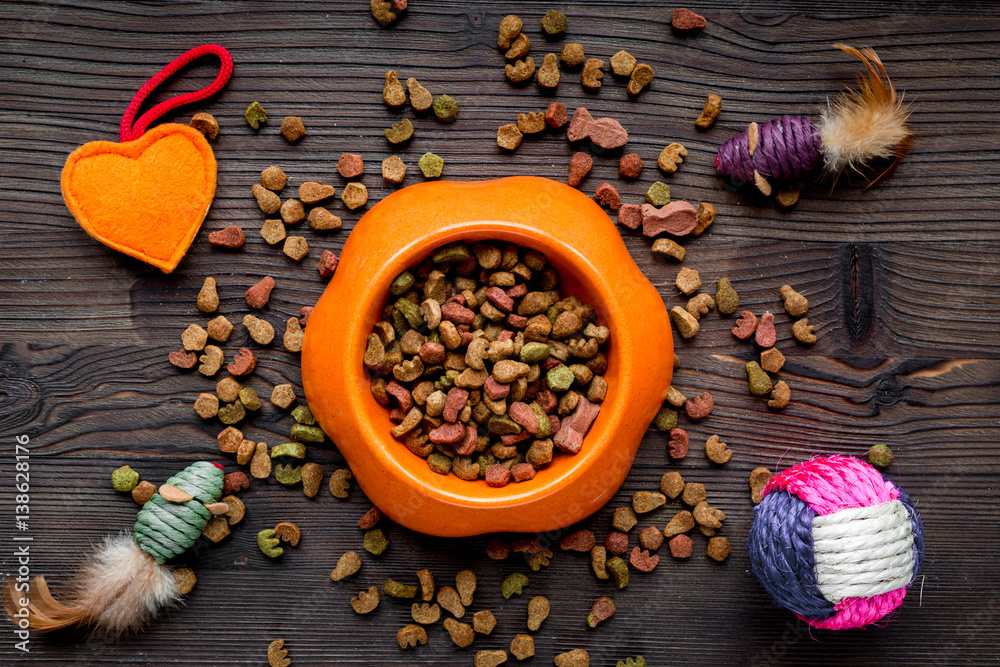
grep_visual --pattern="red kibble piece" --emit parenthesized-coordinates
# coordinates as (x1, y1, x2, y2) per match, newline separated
(484, 376, 510, 401)
(668, 534, 694, 558)
(567, 107, 594, 143)
(732, 311, 758, 340)
(619, 153, 644, 179)
(168, 349, 197, 369)
(428, 421, 465, 444)
(553, 396, 601, 454)
(385, 380, 415, 412)
(511, 462, 537, 482)
(507, 313, 528, 329)
(684, 391, 714, 419)
(299, 306, 314, 327)
(245, 276, 275, 309)
(208, 226, 245, 249)
(441, 301, 476, 324)
(358, 507, 382, 529)
(587, 117, 629, 150)
(456, 425, 478, 455)
(559, 529, 596, 552)
(506, 283, 528, 299)
(541, 356, 562, 371)
(487, 537, 511, 560)
(223, 471, 250, 495)
(337, 152, 364, 178)
(443, 388, 469, 423)
(668, 427, 689, 459)
(755, 312, 776, 347)
(508, 401, 540, 434)
(501, 431, 531, 447)
(485, 463, 512, 488)
(672, 7, 707, 30)
(496, 329, 515, 342)
(595, 183, 621, 209)
(641, 201, 698, 237)
(629, 546, 660, 572)
(418, 341, 446, 364)
(568, 152, 593, 188)
(548, 413, 560, 434)
(318, 249, 339, 277)
(618, 204, 642, 230)
(536, 389, 557, 414)
(604, 530, 629, 555)
(228, 348, 257, 377)
(545, 102, 569, 129)
(485, 286, 514, 312)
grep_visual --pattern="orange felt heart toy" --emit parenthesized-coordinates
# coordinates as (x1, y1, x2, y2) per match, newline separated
(61, 123, 217, 273)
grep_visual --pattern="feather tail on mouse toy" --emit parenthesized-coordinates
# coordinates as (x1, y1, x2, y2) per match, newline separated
(716, 44, 912, 197)
(2, 461, 227, 636)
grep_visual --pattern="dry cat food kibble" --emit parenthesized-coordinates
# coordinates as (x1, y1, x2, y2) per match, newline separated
(475, 650, 508, 667)
(731, 311, 758, 340)
(672, 7, 707, 30)
(367, 241, 610, 486)
(642, 200, 698, 237)
(610, 50, 637, 77)
(189, 112, 218, 139)
(645, 182, 670, 206)
(587, 596, 616, 627)
(280, 116, 306, 142)
(568, 152, 593, 187)
(433, 95, 460, 122)
(595, 183, 621, 209)
(780, 285, 809, 316)
(268, 639, 290, 667)
(406, 78, 433, 112)
(261, 166, 287, 191)
(245, 101, 267, 129)
(397, 624, 427, 649)
(546, 102, 568, 128)
(517, 112, 546, 135)
(537, 53, 560, 89)
(497, 14, 522, 49)
(385, 118, 414, 145)
(568, 107, 629, 149)
(716, 278, 739, 315)
(506, 57, 536, 83)
(628, 63, 654, 95)
(768, 380, 791, 408)
(618, 204, 642, 230)
(418, 152, 444, 178)
(497, 124, 524, 151)
(695, 93, 722, 129)
(581, 58, 605, 91)
(793, 318, 817, 344)
(208, 226, 244, 249)
(619, 153, 644, 179)
(657, 142, 687, 173)
(383, 70, 406, 108)
(555, 649, 591, 667)
(695, 202, 716, 235)
(541, 9, 567, 35)
(868, 443, 895, 469)
(505, 32, 530, 60)
(755, 312, 777, 347)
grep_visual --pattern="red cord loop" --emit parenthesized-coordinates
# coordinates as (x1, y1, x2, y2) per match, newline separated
(119, 44, 233, 142)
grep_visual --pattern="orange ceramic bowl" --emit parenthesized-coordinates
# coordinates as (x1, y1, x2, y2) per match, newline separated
(302, 176, 673, 537)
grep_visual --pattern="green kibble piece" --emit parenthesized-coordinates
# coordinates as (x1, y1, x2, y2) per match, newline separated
(257, 529, 284, 558)
(867, 444, 895, 469)
(275, 463, 303, 485)
(427, 452, 453, 474)
(218, 401, 246, 425)
(436, 369, 460, 391)
(645, 181, 671, 206)
(364, 528, 389, 555)
(391, 271, 416, 296)
(716, 278, 739, 315)
(432, 243, 471, 264)
(545, 306, 560, 323)
(291, 423, 325, 443)
(432, 94, 459, 121)
(384, 118, 415, 145)
(476, 454, 497, 477)
(271, 442, 307, 459)
(238, 387, 262, 411)
(541, 9, 567, 35)
(395, 298, 424, 329)
(385, 578, 420, 598)
(606, 556, 629, 589)
(519, 341, 550, 364)
(245, 101, 267, 130)
(530, 403, 551, 438)
(501, 572, 529, 599)
(618, 658, 647, 667)
(291, 405, 316, 424)
(391, 308, 410, 337)
(653, 405, 678, 432)
(418, 152, 444, 178)
(546, 365, 575, 392)
(488, 415, 522, 436)
(111, 465, 139, 493)
(746, 361, 773, 396)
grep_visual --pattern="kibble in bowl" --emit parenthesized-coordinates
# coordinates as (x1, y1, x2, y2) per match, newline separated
(302, 177, 673, 537)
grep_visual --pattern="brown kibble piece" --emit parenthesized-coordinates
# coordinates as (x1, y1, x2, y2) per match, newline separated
(208, 226, 244, 249)
(280, 116, 306, 142)
(670, 306, 699, 339)
(685, 391, 714, 419)
(443, 617, 475, 648)
(331, 551, 362, 581)
(610, 50, 636, 77)
(298, 182, 335, 205)
(308, 208, 342, 233)
(383, 70, 406, 107)
(437, 585, 465, 618)
(768, 380, 791, 409)
(559, 529, 596, 552)
(268, 639, 290, 667)
(473, 609, 497, 634)
(510, 634, 535, 660)
(236, 439, 255, 465)
(618, 153, 644, 179)
(628, 63, 654, 95)
(668, 534, 694, 558)
(517, 112, 546, 135)
(252, 184, 281, 214)
(197, 277, 219, 313)
(216, 377, 241, 403)
(780, 285, 809, 317)
(274, 522, 301, 547)
(487, 538, 510, 560)
(528, 549, 553, 571)
(385, 118, 415, 145)
(554, 649, 590, 667)
(672, 7, 707, 30)
(581, 58, 605, 91)
(793, 318, 817, 344)
(351, 586, 381, 614)
(668, 427, 689, 459)
(497, 123, 524, 151)
(475, 650, 509, 667)
(681, 482, 707, 506)
(588, 546, 609, 580)
(695, 202, 717, 235)
(594, 183, 620, 209)
(194, 392, 219, 419)
(341, 182, 368, 210)
(382, 155, 407, 184)
(250, 442, 271, 479)
(497, 14, 522, 49)
(406, 78, 433, 112)
(173, 567, 197, 594)
(695, 93, 722, 129)
(760, 347, 786, 373)
(537, 53, 560, 89)
(545, 102, 568, 128)
(732, 311, 758, 340)
(397, 624, 427, 649)
(749, 466, 773, 504)
(456, 569, 477, 606)
(280, 198, 305, 225)
(706, 536, 732, 562)
(657, 142, 687, 173)
(132, 480, 157, 505)
(686, 293, 715, 319)
(506, 57, 536, 83)
(245, 276, 275, 309)
(705, 435, 732, 464)
(612, 506, 637, 532)
(197, 345, 223, 376)
(776, 188, 801, 208)
(525, 594, 550, 631)
(694, 501, 725, 529)
(632, 490, 666, 514)
(660, 471, 684, 499)
(182, 324, 208, 351)
(221, 494, 245, 524)
(675, 267, 701, 295)
(284, 317, 305, 352)
(222, 471, 250, 495)
(260, 166, 287, 192)
(329, 468, 352, 498)
(301, 461, 323, 498)
(560, 43, 585, 68)
(642, 201, 698, 237)
(664, 510, 695, 537)
(639, 525, 665, 551)
(202, 515, 229, 543)
(283, 236, 309, 261)
(270, 383, 295, 409)
(260, 219, 286, 245)
(317, 250, 339, 278)
(505, 32, 530, 60)
(189, 112, 218, 140)
(568, 152, 593, 187)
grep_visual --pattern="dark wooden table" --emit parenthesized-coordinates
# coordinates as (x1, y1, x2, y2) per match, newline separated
(2, 1, 998, 665)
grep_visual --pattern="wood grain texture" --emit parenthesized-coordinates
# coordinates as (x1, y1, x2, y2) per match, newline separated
(0, 1, 999, 665)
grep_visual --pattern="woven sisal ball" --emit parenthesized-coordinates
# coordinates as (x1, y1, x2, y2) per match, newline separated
(747, 455, 924, 630)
